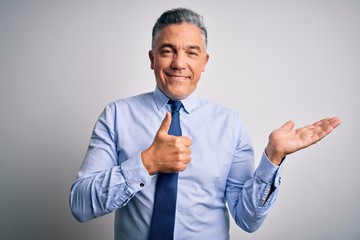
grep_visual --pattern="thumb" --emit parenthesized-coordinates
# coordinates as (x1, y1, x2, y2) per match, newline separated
(157, 112, 172, 134)
(281, 120, 295, 130)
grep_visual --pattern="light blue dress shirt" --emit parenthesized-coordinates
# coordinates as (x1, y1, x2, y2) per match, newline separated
(70, 88, 283, 240)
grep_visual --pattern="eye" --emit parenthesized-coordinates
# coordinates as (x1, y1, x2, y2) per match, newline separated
(159, 48, 174, 56)
(187, 50, 199, 59)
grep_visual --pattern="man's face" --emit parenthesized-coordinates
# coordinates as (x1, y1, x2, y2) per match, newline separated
(149, 23, 209, 100)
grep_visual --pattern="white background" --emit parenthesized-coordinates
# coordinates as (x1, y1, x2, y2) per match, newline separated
(0, 0, 359, 239)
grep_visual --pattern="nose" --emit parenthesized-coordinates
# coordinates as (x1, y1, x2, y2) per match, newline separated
(171, 53, 186, 70)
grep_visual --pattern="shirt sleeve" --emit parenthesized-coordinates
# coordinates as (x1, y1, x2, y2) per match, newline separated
(226, 122, 283, 233)
(69, 103, 152, 222)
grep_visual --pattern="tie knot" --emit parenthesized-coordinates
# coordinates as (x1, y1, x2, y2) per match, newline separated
(168, 100, 182, 113)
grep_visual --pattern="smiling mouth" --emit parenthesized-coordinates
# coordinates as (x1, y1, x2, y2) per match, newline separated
(166, 73, 190, 81)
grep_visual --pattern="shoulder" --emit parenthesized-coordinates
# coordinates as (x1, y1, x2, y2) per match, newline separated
(105, 91, 154, 111)
(95, 91, 154, 123)
(113, 91, 153, 106)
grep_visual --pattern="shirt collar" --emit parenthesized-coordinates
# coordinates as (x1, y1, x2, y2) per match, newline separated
(153, 87, 200, 114)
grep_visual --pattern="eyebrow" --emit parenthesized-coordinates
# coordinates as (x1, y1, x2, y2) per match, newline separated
(187, 45, 202, 52)
(158, 43, 175, 50)
(158, 43, 202, 52)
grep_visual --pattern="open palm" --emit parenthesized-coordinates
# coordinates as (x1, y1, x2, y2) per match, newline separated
(266, 117, 341, 165)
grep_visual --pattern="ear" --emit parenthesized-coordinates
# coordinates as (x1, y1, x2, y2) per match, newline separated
(201, 53, 209, 72)
(148, 50, 155, 70)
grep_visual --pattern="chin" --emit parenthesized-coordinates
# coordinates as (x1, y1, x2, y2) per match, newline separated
(159, 84, 195, 100)
(168, 89, 194, 100)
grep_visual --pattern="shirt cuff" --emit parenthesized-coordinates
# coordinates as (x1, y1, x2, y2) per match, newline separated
(255, 151, 284, 188)
(120, 153, 152, 192)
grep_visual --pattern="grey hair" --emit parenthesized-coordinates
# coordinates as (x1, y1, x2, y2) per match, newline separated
(151, 8, 208, 50)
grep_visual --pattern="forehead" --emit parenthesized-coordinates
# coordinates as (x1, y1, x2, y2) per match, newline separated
(154, 23, 206, 49)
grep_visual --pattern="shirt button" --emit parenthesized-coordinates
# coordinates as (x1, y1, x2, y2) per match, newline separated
(139, 183, 144, 187)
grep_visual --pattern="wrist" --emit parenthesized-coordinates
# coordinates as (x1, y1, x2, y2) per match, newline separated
(141, 149, 157, 175)
(265, 144, 284, 166)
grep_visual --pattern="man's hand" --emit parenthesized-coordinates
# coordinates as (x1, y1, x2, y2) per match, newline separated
(141, 112, 192, 175)
(265, 117, 341, 165)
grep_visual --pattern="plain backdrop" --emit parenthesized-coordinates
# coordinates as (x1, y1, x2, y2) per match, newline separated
(0, 0, 359, 239)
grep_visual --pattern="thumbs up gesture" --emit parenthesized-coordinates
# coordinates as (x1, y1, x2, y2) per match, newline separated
(141, 112, 192, 175)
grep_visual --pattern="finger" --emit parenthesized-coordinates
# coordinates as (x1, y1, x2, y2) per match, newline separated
(280, 120, 295, 130)
(313, 117, 341, 128)
(302, 118, 340, 144)
(181, 136, 192, 147)
(179, 154, 192, 170)
(179, 144, 192, 155)
(178, 163, 188, 172)
(157, 112, 172, 134)
(314, 117, 341, 133)
(329, 117, 341, 128)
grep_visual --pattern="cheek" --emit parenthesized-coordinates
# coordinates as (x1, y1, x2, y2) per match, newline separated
(153, 63, 164, 77)
(191, 65, 205, 79)
(154, 61, 168, 75)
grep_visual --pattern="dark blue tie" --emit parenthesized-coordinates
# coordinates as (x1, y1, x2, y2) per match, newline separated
(149, 100, 182, 240)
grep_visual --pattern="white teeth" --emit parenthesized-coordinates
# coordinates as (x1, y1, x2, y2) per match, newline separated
(167, 74, 187, 80)
(171, 76, 186, 80)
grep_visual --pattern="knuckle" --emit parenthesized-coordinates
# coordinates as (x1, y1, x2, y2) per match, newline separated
(178, 164, 187, 172)
(175, 153, 181, 160)
(173, 138, 182, 147)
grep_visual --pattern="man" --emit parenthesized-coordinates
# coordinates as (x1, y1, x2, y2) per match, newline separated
(70, 8, 341, 240)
